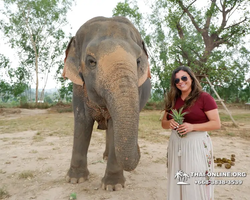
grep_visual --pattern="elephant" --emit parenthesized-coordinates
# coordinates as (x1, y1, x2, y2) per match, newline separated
(62, 16, 151, 191)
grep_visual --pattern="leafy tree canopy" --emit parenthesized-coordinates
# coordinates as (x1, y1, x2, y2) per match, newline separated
(0, 54, 29, 102)
(0, 0, 74, 103)
(113, 0, 250, 102)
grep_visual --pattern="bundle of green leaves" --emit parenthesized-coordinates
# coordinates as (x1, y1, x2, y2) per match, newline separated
(169, 107, 188, 137)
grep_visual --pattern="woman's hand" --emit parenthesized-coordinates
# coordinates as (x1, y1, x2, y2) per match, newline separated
(177, 123, 194, 135)
(169, 119, 180, 130)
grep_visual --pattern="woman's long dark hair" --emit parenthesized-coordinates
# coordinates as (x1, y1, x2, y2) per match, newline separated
(165, 66, 203, 111)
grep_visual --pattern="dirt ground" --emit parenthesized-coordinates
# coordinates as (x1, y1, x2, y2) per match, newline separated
(0, 108, 250, 200)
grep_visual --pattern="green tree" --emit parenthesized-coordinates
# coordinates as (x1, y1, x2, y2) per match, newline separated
(0, 54, 28, 102)
(0, 0, 74, 103)
(113, 0, 250, 102)
(54, 55, 70, 102)
(113, 0, 144, 35)
(59, 82, 73, 102)
(44, 95, 53, 104)
(0, 54, 11, 102)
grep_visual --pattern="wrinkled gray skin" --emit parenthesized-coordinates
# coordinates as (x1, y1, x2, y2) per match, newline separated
(63, 16, 151, 191)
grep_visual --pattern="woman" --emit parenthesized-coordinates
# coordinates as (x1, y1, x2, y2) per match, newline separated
(162, 66, 221, 200)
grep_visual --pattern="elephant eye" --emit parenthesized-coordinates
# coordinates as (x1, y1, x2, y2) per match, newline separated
(86, 55, 97, 69)
(137, 58, 141, 66)
(89, 59, 96, 66)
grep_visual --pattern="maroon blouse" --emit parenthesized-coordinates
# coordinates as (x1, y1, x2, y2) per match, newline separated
(167, 92, 218, 124)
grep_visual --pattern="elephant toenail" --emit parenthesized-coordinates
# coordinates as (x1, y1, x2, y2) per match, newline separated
(115, 184, 123, 191)
(78, 177, 84, 183)
(106, 185, 113, 191)
(70, 178, 77, 184)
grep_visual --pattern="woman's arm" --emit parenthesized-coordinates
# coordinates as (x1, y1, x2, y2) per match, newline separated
(178, 109, 221, 134)
(161, 111, 179, 130)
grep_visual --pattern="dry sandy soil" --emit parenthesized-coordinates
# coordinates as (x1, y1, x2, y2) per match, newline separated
(0, 108, 250, 200)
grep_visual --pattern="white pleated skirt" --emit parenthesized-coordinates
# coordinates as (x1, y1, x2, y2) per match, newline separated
(167, 130, 214, 200)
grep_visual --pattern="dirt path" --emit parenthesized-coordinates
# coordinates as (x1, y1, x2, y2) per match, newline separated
(0, 108, 250, 200)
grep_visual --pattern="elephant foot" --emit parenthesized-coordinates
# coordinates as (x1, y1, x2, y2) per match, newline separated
(66, 167, 89, 184)
(101, 171, 125, 191)
(102, 183, 124, 191)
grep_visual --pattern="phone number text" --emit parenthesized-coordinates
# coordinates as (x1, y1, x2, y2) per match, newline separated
(194, 180, 243, 185)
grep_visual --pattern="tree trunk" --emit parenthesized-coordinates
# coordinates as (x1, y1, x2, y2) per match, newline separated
(39, 68, 50, 102)
(35, 56, 39, 104)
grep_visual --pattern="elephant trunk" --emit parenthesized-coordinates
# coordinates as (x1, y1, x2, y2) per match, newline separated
(105, 71, 140, 171)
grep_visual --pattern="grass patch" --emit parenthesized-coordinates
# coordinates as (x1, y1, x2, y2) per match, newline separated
(0, 113, 74, 136)
(144, 101, 164, 110)
(0, 108, 250, 143)
(0, 101, 19, 108)
(226, 132, 235, 136)
(49, 102, 73, 113)
(57, 107, 73, 113)
(32, 135, 44, 142)
(0, 169, 6, 174)
(0, 138, 9, 142)
(138, 110, 167, 143)
(138, 110, 250, 140)
(18, 170, 35, 179)
(153, 157, 166, 164)
(0, 187, 10, 199)
(37, 157, 48, 160)
(20, 102, 50, 109)
(11, 141, 23, 145)
(219, 113, 250, 122)
(36, 132, 41, 135)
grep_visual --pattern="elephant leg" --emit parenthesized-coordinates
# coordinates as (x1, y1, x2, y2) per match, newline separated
(102, 118, 125, 191)
(66, 84, 94, 184)
(139, 78, 151, 111)
(103, 131, 109, 160)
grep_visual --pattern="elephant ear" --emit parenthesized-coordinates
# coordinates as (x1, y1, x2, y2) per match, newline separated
(138, 40, 151, 87)
(62, 37, 83, 86)
(142, 40, 151, 79)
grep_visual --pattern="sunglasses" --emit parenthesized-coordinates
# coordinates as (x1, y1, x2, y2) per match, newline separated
(175, 76, 188, 84)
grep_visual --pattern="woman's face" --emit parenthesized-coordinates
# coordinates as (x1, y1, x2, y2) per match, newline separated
(174, 70, 192, 93)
